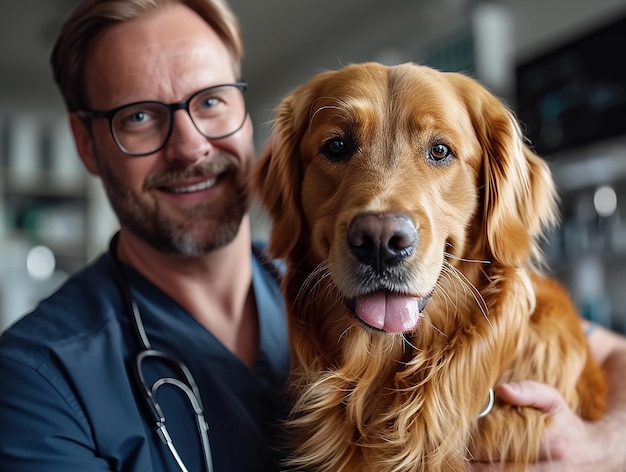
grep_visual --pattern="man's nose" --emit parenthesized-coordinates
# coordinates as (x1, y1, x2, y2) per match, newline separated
(163, 109, 212, 163)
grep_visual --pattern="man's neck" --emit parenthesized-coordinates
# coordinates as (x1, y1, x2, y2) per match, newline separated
(115, 218, 259, 366)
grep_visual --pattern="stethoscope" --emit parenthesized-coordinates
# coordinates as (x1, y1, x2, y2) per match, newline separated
(107, 233, 214, 472)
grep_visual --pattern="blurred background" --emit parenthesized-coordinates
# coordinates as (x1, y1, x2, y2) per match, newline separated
(0, 0, 625, 332)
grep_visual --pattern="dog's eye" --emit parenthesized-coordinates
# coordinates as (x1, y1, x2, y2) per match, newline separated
(321, 137, 354, 161)
(429, 143, 453, 163)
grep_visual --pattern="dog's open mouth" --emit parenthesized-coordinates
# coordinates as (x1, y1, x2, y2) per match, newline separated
(345, 291, 432, 333)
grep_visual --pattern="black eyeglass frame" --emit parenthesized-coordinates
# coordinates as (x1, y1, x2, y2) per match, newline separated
(76, 82, 248, 157)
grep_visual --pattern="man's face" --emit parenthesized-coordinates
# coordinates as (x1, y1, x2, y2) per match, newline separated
(76, 4, 254, 256)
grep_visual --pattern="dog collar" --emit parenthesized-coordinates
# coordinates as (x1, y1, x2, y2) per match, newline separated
(477, 388, 495, 418)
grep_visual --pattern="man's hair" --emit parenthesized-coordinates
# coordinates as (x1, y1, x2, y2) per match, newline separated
(50, 0, 244, 112)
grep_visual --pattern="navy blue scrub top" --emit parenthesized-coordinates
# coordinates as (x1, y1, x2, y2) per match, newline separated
(0, 245, 290, 471)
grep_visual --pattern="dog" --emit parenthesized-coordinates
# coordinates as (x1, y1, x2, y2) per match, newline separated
(253, 62, 607, 471)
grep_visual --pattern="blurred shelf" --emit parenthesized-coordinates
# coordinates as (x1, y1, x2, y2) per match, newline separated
(0, 111, 118, 328)
(0, 166, 87, 197)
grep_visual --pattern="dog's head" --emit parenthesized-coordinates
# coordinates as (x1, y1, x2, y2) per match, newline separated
(254, 62, 557, 334)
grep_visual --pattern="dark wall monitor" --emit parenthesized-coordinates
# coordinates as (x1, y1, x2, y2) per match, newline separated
(515, 14, 626, 158)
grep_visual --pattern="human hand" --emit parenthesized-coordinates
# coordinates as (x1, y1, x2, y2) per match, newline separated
(470, 380, 624, 471)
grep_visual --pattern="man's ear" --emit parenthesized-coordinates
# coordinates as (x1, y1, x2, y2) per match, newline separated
(69, 113, 99, 176)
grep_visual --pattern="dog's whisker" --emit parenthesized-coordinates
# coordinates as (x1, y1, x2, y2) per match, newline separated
(338, 324, 354, 344)
(440, 267, 471, 311)
(443, 244, 491, 310)
(308, 96, 352, 133)
(401, 333, 419, 352)
(420, 312, 448, 338)
(444, 250, 491, 265)
(321, 275, 341, 302)
(308, 105, 343, 133)
(292, 269, 335, 318)
(441, 264, 479, 310)
(442, 262, 492, 327)
(434, 273, 458, 316)
(296, 261, 331, 303)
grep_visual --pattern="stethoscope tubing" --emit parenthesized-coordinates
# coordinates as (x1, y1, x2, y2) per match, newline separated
(107, 233, 214, 472)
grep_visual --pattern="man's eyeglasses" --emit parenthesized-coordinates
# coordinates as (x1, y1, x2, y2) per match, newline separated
(77, 82, 248, 156)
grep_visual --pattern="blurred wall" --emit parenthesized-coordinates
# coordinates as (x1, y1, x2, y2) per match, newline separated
(0, 0, 625, 331)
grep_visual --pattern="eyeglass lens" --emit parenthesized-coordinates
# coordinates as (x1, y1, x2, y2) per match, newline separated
(111, 84, 246, 155)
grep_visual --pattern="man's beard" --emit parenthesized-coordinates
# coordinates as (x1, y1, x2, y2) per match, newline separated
(96, 151, 251, 256)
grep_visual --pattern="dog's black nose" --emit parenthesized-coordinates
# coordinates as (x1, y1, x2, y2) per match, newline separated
(347, 213, 417, 273)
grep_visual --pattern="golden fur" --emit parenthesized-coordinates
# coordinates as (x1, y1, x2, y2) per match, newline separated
(253, 62, 607, 471)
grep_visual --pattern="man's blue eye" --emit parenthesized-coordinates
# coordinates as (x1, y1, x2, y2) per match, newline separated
(129, 112, 148, 122)
(200, 97, 219, 108)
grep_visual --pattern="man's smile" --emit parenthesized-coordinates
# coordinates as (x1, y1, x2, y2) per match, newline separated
(165, 176, 218, 194)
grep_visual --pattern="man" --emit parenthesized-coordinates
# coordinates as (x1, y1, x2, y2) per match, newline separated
(0, 0, 625, 471)
(0, 1, 290, 471)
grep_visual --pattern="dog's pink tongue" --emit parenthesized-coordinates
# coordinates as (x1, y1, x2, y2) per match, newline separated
(355, 292, 422, 333)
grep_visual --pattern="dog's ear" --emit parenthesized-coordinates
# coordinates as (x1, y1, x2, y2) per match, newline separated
(449, 73, 558, 267)
(253, 92, 308, 261)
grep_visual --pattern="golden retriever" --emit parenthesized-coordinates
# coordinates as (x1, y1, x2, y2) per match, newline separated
(253, 62, 607, 471)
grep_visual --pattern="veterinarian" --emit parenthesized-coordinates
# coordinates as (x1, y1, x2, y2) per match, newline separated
(0, 1, 290, 471)
(0, 1, 624, 472)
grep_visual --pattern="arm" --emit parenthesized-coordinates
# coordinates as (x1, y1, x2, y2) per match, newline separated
(472, 322, 626, 471)
(581, 321, 626, 465)
(0, 356, 110, 472)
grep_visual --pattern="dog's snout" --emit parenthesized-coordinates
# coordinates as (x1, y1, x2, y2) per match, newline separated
(348, 213, 417, 273)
